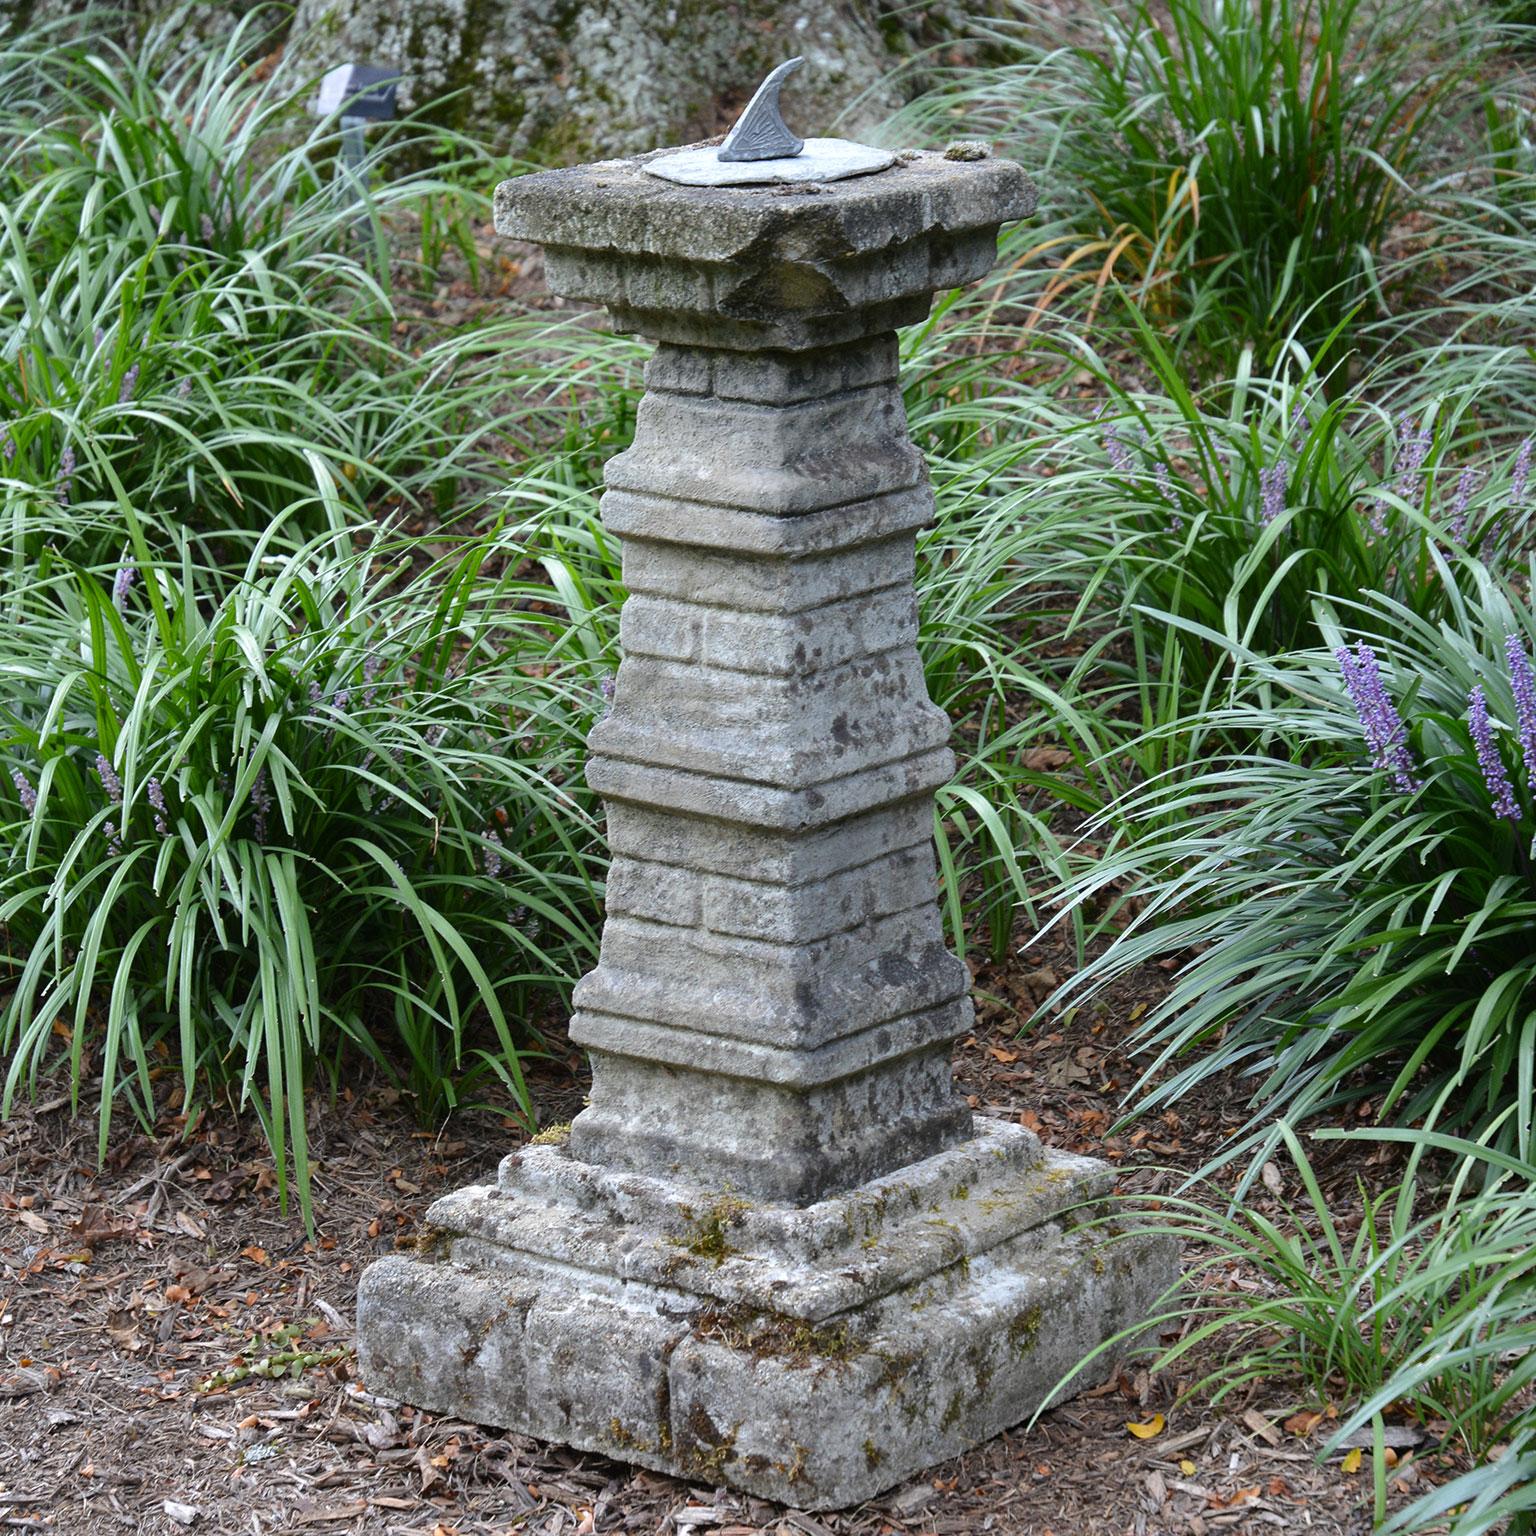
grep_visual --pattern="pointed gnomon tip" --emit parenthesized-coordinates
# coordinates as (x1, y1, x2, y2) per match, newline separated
(718, 57, 806, 164)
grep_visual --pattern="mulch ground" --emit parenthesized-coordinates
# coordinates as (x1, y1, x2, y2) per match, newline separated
(0, 932, 1459, 1536)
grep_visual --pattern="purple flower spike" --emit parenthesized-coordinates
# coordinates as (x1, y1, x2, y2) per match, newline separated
(1511, 437, 1532, 509)
(146, 776, 168, 836)
(1468, 684, 1520, 823)
(12, 767, 37, 816)
(1448, 467, 1479, 542)
(1287, 401, 1311, 447)
(94, 752, 122, 804)
(1505, 636, 1536, 785)
(1395, 414, 1432, 499)
(361, 652, 383, 709)
(1103, 422, 1135, 476)
(1154, 459, 1182, 531)
(102, 819, 122, 855)
(1259, 462, 1288, 527)
(112, 564, 136, 612)
(483, 828, 504, 879)
(1336, 642, 1421, 795)
(176, 377, 193, 400)
(117, 364, 139, 405)
(0, 425, 13, 464)
(250, 766, 272, 842)
(57, 444, 75, 506)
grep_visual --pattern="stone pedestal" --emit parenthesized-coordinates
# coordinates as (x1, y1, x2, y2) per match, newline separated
(356, 148, 1176, 1510)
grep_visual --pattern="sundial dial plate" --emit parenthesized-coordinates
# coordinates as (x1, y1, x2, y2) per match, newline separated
(644, 54, 896, 187)
(644, 137, 896, 187)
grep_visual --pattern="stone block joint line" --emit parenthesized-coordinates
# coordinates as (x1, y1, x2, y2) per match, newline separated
(358, 88, 1176, 1509)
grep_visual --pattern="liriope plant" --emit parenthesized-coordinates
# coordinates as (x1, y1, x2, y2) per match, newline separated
(0, 510, 613, 1222)
(886, 0, 1484, 373)
(1118, 1126, 1534, 1536)
(1046, 557, 1536, 1173)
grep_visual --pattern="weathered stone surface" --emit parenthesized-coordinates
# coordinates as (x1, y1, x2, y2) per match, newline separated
(358, 144, 1177, 1509)
(495, 150, 1036, 350)
(359, 1124, 1174, 1507)
(283, 2, 981, 164)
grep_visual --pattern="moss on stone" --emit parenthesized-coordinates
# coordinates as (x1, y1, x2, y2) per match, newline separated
(529, 1121, 573, 1146)
(676, 1194, 750, 1265)
(607, 1416, 653, 1454)
(675, 1403, 738, 1481)
(967, 1343, 994, 1398)
(1008, 1303, 1043, 1358)
(875, 1348, 919, 1393)
(413, 1224, 453, 1259)
(779, 1443, 810, 1485)
(692, 1304, 857, 1368)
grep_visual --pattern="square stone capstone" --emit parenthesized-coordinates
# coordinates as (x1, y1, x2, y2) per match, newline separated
(493, 147, 1039, 350)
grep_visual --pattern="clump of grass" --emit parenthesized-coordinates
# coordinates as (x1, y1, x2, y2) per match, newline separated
(1048, 558, 1536, 1170)
(0, 8, 632, 565)
(1078, 331, 1532, 707)
(1136, 1126, 1534, 1536)
(0, 513, 612, 1221)
(935, 318, 1536, 822)
(892, 0, 1479, 372)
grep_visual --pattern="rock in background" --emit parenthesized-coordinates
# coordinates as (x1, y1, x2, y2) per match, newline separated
(285, 0, 983, 161)
(8, 2, 986, 163)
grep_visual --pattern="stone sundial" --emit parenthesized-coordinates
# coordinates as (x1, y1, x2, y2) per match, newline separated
(645, 56, 896, 186)
(357, 58, 1174, 1511)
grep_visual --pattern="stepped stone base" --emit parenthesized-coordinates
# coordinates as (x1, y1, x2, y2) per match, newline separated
(356, 1121, 1176, 1509)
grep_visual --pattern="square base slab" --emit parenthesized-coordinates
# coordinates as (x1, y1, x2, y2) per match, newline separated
(356, 1124, 1177, 1510)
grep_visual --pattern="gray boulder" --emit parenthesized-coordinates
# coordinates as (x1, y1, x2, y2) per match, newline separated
(6, 2, 985, 163)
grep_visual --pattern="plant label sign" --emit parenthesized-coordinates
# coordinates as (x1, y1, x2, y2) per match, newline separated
(315, 64, 400, 122)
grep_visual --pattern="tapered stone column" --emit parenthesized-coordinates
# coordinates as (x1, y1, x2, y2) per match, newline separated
(357, 146, 1175, 1509)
